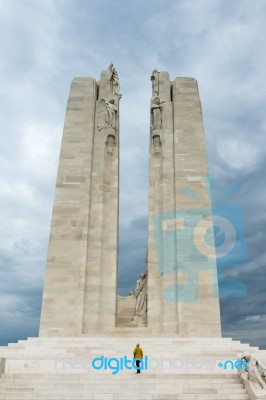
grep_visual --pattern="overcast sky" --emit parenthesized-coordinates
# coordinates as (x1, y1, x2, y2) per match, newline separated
(0, 0, 266, 349)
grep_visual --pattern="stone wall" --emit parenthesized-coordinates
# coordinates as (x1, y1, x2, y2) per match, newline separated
(39, 68, 121, 336)
(147, 72, 221, 336)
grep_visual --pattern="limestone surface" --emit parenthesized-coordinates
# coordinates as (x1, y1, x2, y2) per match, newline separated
(148, 71, 221, 336)
(1, 336, 265, 399)
(39, 66, 121, 336)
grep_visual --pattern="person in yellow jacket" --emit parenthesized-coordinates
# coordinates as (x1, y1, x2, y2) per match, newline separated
(133, 343, 143, 373)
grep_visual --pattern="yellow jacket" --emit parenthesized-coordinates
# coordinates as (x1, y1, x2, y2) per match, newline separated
(133, 346, 143, 359)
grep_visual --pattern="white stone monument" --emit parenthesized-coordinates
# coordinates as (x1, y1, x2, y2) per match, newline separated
(39, 66, 221, 337)
(147, 71, 221, 336)
(1, 66, 264, 400)
(39, 65, 121, 336)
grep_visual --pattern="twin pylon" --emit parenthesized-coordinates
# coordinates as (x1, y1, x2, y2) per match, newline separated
(39, 66, 221, 337)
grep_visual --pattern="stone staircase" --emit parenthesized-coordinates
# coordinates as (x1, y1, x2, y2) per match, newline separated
(0, 335, 265, 399)
(0, 373, 250, 399)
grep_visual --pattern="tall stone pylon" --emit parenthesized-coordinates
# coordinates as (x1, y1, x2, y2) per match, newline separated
(39, 65, 121, 336)
(148, 70, 221, 336)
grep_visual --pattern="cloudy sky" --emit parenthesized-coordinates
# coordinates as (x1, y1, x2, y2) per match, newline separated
(0, 0, 266, 349)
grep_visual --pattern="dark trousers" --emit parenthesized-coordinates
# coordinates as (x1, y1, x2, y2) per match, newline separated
(136, 360, 141, 373)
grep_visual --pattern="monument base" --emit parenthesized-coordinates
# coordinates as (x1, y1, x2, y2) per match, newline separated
(116, 295, 147, 327)
(1, 335, 265, 399)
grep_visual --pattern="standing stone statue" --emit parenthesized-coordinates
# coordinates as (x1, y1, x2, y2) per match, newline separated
(97, 99, 118, 132)
(151, 69, 160, 97)
(105, 99, 117, 128)
(108, 63, 120, 94)
(130, 272, 148, 324)
(151, 97, 165, 131)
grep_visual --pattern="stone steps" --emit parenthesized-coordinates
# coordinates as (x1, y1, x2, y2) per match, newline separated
(0, 337, 257, 399)
(0, 384, 246, 389)
(0, 373, 249, 400)
(0, 396, 251, 400)
(0, 372, 242, 377)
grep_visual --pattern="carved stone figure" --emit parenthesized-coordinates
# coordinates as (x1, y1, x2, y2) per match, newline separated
(97, 99, 117, 132)
(130, 272, 148, 324)
(151, 69, 160, 96)
(151, 97, 165, 131)
(105, 99, 117, 128)
(108, 63, 120, 94)
(240, 353, 266, 395)
(106, 134, 115, 154)
(153, 134, 161, 155)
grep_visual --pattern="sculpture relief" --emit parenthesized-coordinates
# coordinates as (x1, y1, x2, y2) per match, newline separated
(153, 134, 161, 155)
(106, 134, 115, 154)
(108, 63, 120, 95)
(129, 271, 148, 325)
(151, 97, 165, 131)
(151, 69, 160, 97)
(239, 353, 266, 398)
(105, 99, 117, 128)
(97, 98, 118, 133)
